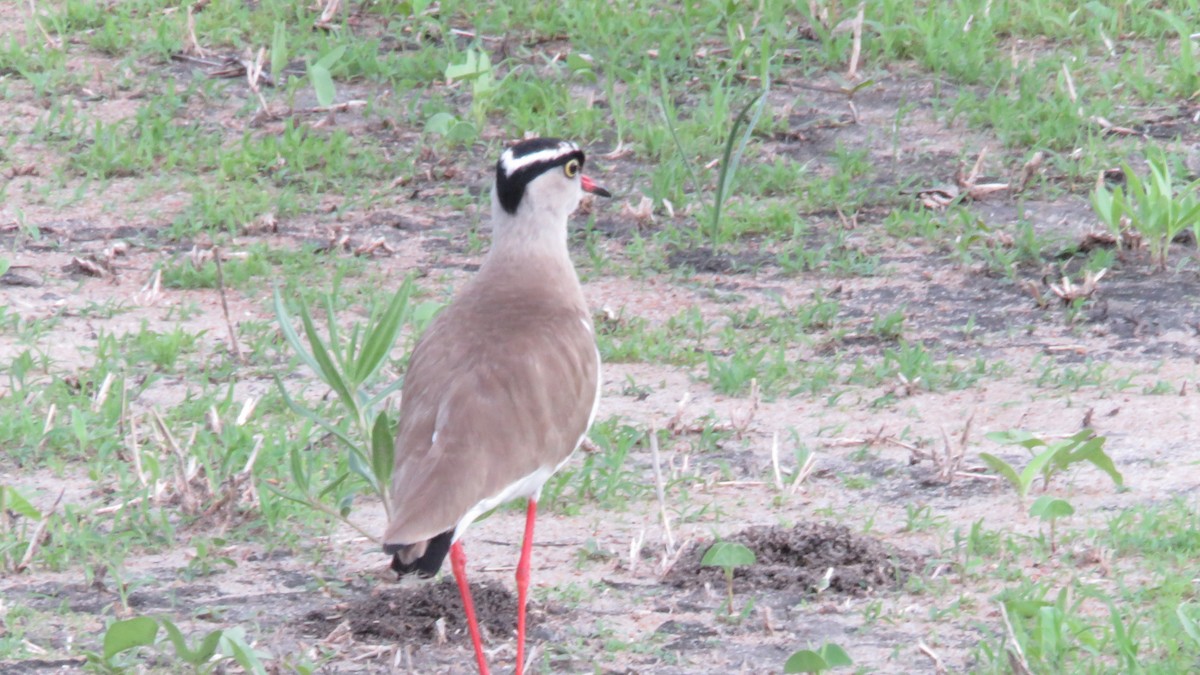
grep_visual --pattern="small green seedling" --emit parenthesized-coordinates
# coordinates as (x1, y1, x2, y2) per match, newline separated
(273, 280, 420, 531)
(701, 540, 756, 614)
(1091, 152, 1200, 271)
(784, 643, 853, 673)
(980, 429, 1123, 501)
(1178, 604, 1200, 648)
(1029, 495, 1075, 553)
(160, 619, 223, 672)
(307, 45, 346, 108)
(445, 48, 500, 128)
(85, 617, 159, 673)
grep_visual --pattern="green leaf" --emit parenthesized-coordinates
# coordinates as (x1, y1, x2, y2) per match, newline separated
(103, 617, 158, 661)
(984, 429, 1044, 450)
(784, 649, 830, 673)
(219, 628, 270, 675)
(298, 302, 358, 419)
(701, 541, 756, 569)
(978, 453, 1022, 493)
(818, 643, 853, 667)
(309, 64, 335, 107)
(1018, 445, 1062, 496)
(1062, 434, 1123, 487)
(161, 619, 222, 666)
(445, 49, 489, 81)
(272, 375, 359, 454)
(1178, 604, 1200, 647)
(270, 22, 287, 83)
(425, 111, 458, 135)
(0, 486, 41, 520)
(347, 446, 380, 493)
(370, 410, 395, 492)
(273, 287, 322, 377)
(314, 45, 346, 71)
(354, 281, 412, 385)
(1029, 495, 1074, 520)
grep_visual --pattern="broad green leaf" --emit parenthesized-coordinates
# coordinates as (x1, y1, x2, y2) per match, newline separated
(425, 111, 458, 135)
(314, 45, 346, 71)
(161, 619, 222, 665)
(445, 50, 489, 81)
(309, 64, 335, 107)
(1019, 445, 1062, 495)
(819, 643, 853, 667)
(0, 486, 41, 520)
(984, 430, 1043, 450)
(784, 649, 830, 673)
(1029, 495, 1074, 520)
(103, 616, 158, 661)
(701, 541, 756, 569)
(978, 453, 1021, 493)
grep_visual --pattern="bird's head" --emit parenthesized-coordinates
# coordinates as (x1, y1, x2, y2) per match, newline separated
(493, 138, 610, 225)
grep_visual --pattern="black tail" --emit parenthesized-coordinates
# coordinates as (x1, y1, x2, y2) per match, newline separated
(386, 529, 454, 578)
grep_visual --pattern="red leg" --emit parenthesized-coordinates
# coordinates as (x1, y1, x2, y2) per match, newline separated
(515, 498, 537, 675)
(450, 541, 490, 675)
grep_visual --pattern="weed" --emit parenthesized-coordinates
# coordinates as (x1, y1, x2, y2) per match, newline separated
(784, 642, 853, 673)
(980, 429, 1123, 501)
(1092, 152, 1200, 271)
(700, 540, 755, 615)
(272, 280, 415, 536)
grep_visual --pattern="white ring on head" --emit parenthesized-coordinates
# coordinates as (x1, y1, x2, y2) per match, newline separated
(499, 141, 579, 177)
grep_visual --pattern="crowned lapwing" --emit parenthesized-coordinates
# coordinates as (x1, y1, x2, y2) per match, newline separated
(382, 138, 609, 675)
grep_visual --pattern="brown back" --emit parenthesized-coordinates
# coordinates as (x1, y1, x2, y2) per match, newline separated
(382, 258, 598, 548)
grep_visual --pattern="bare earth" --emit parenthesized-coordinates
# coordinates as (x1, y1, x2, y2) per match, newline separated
(2, 11, 1200, 675)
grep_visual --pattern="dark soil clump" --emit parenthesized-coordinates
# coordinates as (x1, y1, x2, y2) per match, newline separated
(666, 522, 921, 595)
(299, 578, 517, 644)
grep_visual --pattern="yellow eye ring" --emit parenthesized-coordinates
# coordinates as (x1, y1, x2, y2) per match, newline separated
(564, 159, 581, 178)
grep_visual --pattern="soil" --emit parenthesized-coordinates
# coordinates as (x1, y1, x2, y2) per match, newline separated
(666, 523, 921, 597)
(3, 7, 1200, 674)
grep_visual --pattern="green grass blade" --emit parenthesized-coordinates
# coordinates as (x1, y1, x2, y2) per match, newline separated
(299, 301, 359, 420)
(355, 279, 412, 385)
(272, 287, 322, 377)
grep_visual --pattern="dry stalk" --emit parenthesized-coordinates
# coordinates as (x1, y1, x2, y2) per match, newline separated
(15, 488, 64, 573)
(212, 246, 244, 363)
(184, 5, 206, 57)
(845, 3, 865, 79)
(1000, 601, 1034, 675)
(917, 641, 947, 675)
(314, 0, 341, 30)
(92, 372, 115, 413)
(26, 0, 61, 49)
(769, 431, 783, 490)
(628, 529, 646, 574)
(244, 47, 270, 114)
(789, 451, 818, 495)
(648, 427, 676, 558)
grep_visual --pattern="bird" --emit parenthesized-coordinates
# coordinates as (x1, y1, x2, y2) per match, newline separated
(382, 138, 609, 675)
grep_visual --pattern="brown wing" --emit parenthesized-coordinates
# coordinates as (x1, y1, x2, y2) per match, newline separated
(382, 285, 598, 549)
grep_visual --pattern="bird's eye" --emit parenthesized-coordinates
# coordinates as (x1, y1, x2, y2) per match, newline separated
(564, 159, 581, 178)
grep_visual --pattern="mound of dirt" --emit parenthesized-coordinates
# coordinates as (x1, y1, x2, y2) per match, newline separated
(666, 522, 920, 595)
(299, 578, 517, 643)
